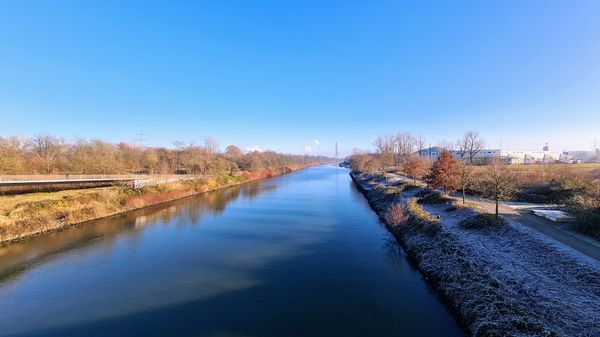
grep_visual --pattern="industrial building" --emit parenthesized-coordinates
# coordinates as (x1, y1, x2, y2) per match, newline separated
(418, 143, 569, 164)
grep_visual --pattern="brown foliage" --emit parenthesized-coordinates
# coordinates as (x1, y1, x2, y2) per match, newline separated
(403, 155, 429, 184)
(0, 134, 323, 176)
(569, 182, 600, 240)
(426, 150, 461, 194)
(348, 153, 381, 173)
(385, 203, 407, 226)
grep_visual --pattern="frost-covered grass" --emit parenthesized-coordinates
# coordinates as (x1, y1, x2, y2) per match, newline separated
(351, 172, 600, 337)
(459, 213, 505, 230)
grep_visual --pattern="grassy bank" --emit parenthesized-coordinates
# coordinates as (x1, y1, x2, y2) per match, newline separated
(351, 171, 600, 337)
(350, 150, 600, 241)
(0, 165, 311, 244)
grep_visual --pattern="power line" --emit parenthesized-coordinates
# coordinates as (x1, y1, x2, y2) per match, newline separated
(134, 132, 147, 147)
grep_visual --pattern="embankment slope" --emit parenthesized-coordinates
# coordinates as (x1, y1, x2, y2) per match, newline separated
(352, 172, 600, 337)
(0, 165, 312, 244)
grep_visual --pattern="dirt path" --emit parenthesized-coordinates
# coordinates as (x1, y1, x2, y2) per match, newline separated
(458, 194, 600, 261)
(388, 172, 600, 261)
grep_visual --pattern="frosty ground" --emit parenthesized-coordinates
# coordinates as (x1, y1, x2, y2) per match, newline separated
(352, 172, 600, 337)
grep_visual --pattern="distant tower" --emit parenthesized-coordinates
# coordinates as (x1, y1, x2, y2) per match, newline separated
(135, 132, 147, 147)
(543, 143, 549, 152)
(335, 142, 339, 159)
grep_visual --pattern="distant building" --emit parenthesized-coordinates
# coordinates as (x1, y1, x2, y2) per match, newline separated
(416, 143, 596, 164)
(417, 146, 445, 159)
(562, 150, 597, 162)
(452, 149, 561, 164)
(415, 146, 559, 164)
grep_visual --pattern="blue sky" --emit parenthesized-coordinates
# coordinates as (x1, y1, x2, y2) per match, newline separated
(1, 0, 599, 156)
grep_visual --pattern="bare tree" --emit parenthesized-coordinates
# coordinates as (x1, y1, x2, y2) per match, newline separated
(89, 139, 122, 174)
(415, 135, 427, 157)
(173, 140, 186, 172)
(204, 137, 220, 154)
(395, 132, 416, 164)
(458, 161, 473, 204)
(0, 136, 28, 175)
(68, 137, 91, 174)
(32, 134, 64, 173)
(457, 131, 485, 164)
(0, 133, 326, 176)
(373, 134, 396, 167)
(481, 158, 516, 219)
(437, 140, 454, 151)
(183, 142, 206, 174)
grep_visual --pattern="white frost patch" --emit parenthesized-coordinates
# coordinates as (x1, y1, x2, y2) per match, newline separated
(419, 201, 600, 336)
(354, 172, 600, 336)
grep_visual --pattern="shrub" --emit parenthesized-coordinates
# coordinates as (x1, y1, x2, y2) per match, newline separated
(385, 203, 407, 226)
(460, 213, 506, 230)
(516, 180, 586, 204)
(403, 199, 442, 236)
(402, 184, 418, 191)
(374, 183, 387, 191)
(384, 186, 405, 195)
(418, 191, 451, 204)
(415, 187, 434, 197)
(445, 205, 459, 212)
(568, 182, 600, 240)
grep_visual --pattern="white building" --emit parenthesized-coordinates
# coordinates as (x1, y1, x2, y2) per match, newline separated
(417, 144, 562, 164)
(562, 150, 598, 162)
(417, 146, 445, 158)
(451, 149, 561, 164)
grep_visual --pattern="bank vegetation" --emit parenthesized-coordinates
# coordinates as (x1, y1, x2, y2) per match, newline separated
(348, 131, 600, 240)
(352, 171, 600, 336)
(0, 134, 328, 243)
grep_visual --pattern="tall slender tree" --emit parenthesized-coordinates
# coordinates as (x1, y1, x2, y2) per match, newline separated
(481, 158, 516, 219)
(458, 161, 473, 204)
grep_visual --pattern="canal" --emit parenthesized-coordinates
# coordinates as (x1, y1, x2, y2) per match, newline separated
(0, 165, 462, 337)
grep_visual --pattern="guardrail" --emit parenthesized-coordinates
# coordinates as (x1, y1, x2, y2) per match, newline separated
(0, 174, 150, 182)
(132, 176, 199, 188)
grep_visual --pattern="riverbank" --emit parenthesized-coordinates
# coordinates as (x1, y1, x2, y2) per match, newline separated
(351, 171, 600, 337)
(0, 164, 313, 244)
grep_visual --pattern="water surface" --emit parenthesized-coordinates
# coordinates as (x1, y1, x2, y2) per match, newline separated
(0, 165, 463, 337)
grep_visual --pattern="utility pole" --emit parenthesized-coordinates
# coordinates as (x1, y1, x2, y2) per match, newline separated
(335, 142, 339, 159)
(134, 132, 147, 148)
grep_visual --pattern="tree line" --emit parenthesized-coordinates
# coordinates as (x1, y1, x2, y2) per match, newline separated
(370, 131, 486, 166)
(349, 131, 591, 220)
(352, 134, 599, 238)
(0, 134, 327, 175)
(351, 149, 510, 217)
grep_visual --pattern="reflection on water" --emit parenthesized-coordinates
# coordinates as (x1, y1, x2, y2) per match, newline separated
(0, 180, 272, 285)
(0, 165, 463, 337)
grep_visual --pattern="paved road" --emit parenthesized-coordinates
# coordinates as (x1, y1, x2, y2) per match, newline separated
(458, 194, 600, 261)
(388, 172, 600, 261)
